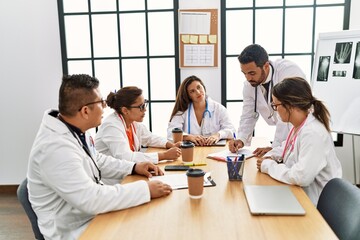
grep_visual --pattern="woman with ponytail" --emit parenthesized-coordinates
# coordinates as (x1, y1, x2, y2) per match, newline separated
(256, 77, 342, 205)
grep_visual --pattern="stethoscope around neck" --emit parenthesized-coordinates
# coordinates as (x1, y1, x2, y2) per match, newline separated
(187, 99, 211, 133)
(253, 63, 274, 119)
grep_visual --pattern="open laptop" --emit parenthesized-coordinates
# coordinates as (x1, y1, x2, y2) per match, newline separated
(243, 185, 306, 216)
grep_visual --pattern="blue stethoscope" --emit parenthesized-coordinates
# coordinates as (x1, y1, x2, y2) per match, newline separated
(253, 63, 274, 119)
(187, 99, 211, 133)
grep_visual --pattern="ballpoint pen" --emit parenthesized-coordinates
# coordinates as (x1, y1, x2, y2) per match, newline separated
(183, 163, 207, 166)
(233, 132, 239, 155)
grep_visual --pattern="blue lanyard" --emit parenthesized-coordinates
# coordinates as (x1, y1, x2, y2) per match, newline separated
(187, 100, 212, 133)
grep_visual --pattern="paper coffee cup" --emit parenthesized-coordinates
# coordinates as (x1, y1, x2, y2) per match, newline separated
(181, 141, 195, 163)
(186, 168, 205, 199)
(172, 128, 183, 143)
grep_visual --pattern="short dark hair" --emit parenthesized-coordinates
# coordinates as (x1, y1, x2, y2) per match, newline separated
(106, 86, 143, 114)
(58, 74, 99, 116)
(238, 44, 269, 68)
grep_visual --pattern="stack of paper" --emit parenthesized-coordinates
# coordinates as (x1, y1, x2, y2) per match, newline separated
(207, 149, 254, 161)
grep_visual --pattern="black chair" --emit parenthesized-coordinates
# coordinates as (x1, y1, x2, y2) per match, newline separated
(17, 178, 44, 240)
(317, 178, 360, 240)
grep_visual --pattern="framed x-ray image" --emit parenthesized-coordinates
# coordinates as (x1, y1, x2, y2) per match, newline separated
(353, 42, 360, 79)
(317, 56, 330, 81)
(333, 42, 352, 64)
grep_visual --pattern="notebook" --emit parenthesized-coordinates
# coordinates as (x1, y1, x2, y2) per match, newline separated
(243, 185, 306, 216)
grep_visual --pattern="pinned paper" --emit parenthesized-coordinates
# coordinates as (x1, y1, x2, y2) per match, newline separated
(181, 35, 190, 43)
(209, 35, 217, 44)
(190, 35, 199, 44)
(199, 35, 208, 44)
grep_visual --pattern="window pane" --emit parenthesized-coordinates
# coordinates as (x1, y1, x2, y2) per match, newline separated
(284, 55, 312, 81)
(315, 6, 344, 44)
(63, 0, 88, 13)
(94, 60, 120, 96)
(255, 9, 283, 53)
(285, 8, 313, 53)
(118, 0, 145, 11)
(120, 13, 147, 57)
(226, 102, 243, 132)
(148, 12, 174, 56)
(226, 57, 245, 100)
(92, 14, 119, 57)
(286, 0, 314, 5)
(151, 103, 174, 137)
(147, 0, 173, 10)
(226, 10, 253, 55)
(317, 0, 344, 4)
(65, 16, 91, 58)
(150, 58, 176, 100)
(256, 0, 283, 7)
(121, 59, 148, 98)
(226, 0, 253, 8)
(68, 60, 92, 75)
(90, 0, 116, 12)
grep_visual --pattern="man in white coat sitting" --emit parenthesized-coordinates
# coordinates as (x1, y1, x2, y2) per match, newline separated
(27, 74, 172, 240)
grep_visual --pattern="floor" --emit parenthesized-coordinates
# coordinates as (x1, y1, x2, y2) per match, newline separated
(0, 193, 34, 240)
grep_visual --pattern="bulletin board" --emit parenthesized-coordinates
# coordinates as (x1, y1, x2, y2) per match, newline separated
(311, 29, 360, 135)
(178, 9, 218, 68)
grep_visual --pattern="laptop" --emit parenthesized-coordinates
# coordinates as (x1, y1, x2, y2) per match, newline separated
(243, 185, 306, 216)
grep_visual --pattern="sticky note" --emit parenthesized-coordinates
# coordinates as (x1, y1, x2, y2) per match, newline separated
(182, 35, 190, 43)
(190, 35, 198, 44)
(199, 35, 208, 43)
(209, 35, 217, 44)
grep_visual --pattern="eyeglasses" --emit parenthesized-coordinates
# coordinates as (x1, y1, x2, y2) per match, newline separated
(270, 102, 282, 111)
(128, 100, 149, 112)
(78, 99, 107, 111)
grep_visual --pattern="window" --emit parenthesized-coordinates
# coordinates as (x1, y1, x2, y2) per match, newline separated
(221, 0, 350, 145)
(58, 0, 180, 137)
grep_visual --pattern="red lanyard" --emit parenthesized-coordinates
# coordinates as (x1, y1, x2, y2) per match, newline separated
(281, 117, 307, 160)
(118, 114, 137, 152)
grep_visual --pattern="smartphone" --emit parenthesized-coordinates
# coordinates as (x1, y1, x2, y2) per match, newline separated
(164, 165, 190, 171)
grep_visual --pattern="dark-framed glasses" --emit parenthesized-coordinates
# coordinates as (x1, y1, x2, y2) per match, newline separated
(78, 99, 107, 111)
(128, 100, 149, 112)
(270, 102, 282, 111)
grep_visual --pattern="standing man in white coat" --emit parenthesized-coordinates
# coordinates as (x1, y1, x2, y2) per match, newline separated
(229, 44, 306, 156)
(27, 74, 172, 240)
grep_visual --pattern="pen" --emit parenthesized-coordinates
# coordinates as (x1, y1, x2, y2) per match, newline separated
(183, 163, 207, 166)
(233, 132, 239, 154)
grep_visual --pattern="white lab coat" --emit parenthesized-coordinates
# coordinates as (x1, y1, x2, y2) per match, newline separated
(167, 97, 235, 140)
(27, 110, 150, 240)
(238, 59, 306, 147)
(261, 113, 342, 205)
(95, 111, 168, 166)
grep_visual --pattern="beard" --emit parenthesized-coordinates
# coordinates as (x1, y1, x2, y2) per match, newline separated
(249, 69, 267, 87)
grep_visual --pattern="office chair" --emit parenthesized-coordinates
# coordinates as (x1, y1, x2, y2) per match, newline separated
(317, 178, 360, 240)
(17, 178, 44, 240)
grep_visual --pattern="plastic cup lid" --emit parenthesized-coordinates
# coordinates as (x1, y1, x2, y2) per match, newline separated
(186, 168, 205, 177)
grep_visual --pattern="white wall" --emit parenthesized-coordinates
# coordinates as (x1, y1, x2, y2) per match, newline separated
(0, 0, 62, 184)
(0, 0, 359, 184)
(179, 0, 222, 103)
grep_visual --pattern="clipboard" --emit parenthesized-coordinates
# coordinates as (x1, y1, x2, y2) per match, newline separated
(149, 173, 216, 190)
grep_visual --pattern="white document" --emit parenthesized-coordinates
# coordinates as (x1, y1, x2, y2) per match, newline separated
(149, 173, 215, 190)
(207, 149, 254, 161)
(179, 11, 211, 34)
(184, 44, 214, 66)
